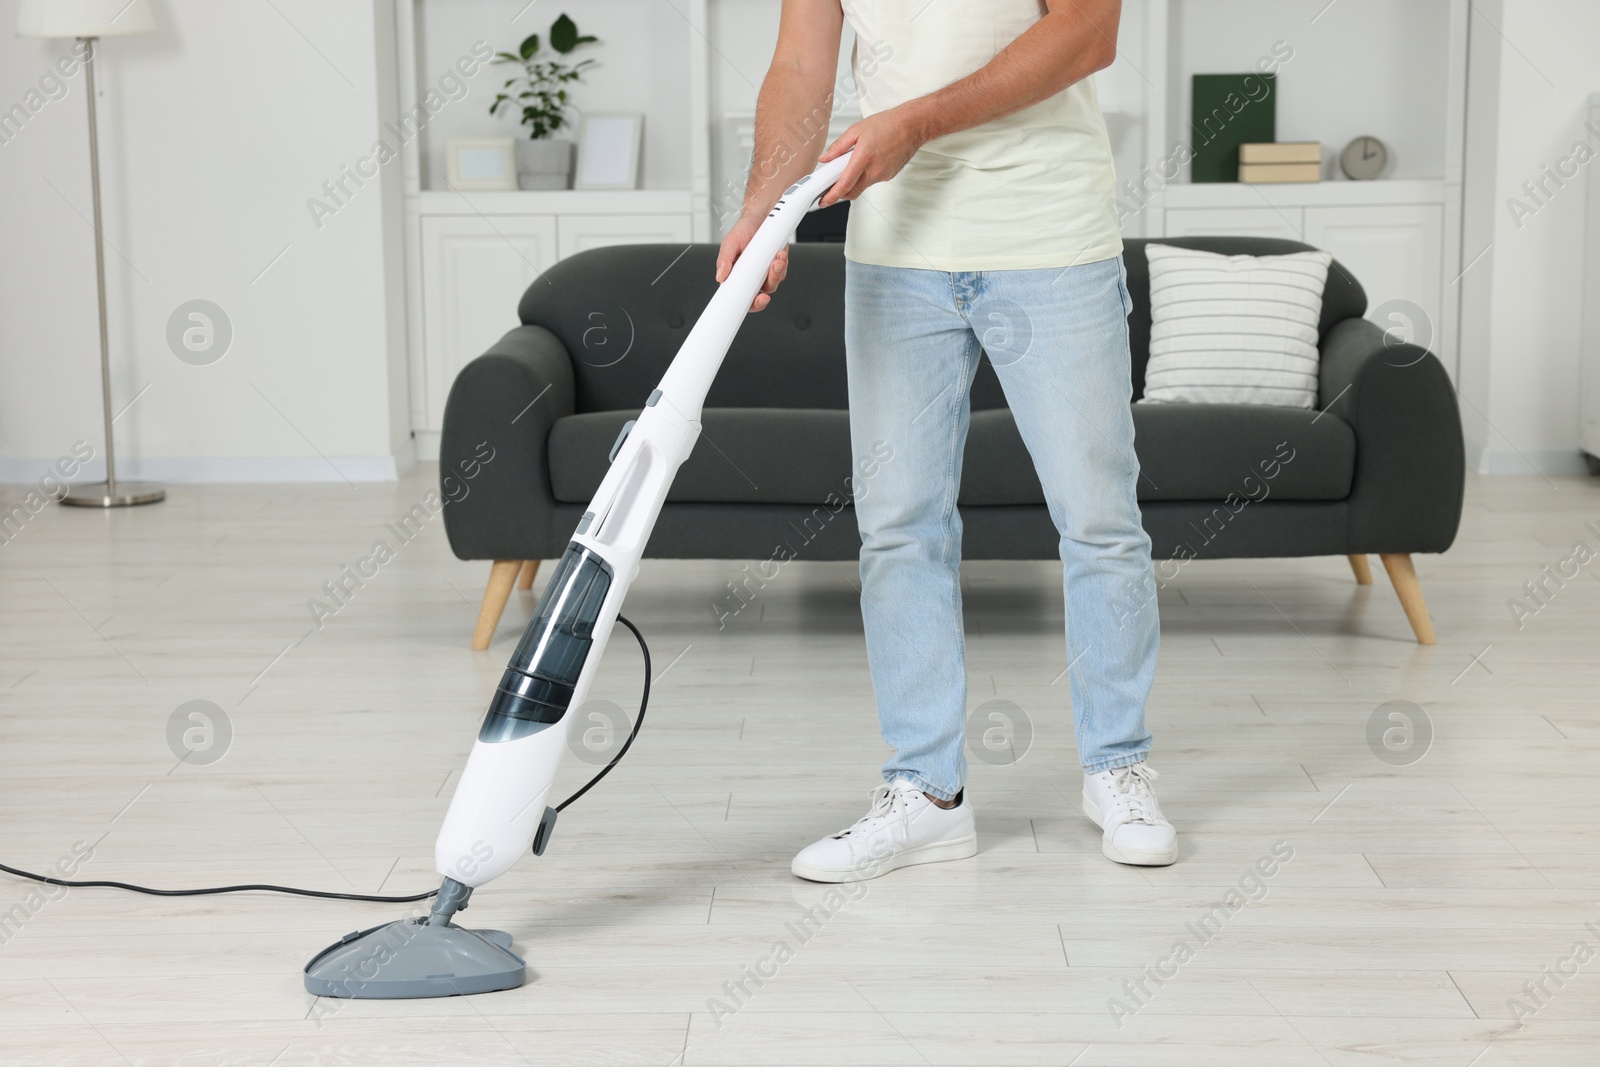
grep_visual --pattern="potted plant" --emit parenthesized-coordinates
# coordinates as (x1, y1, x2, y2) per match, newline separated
(490, 14, 598, 190)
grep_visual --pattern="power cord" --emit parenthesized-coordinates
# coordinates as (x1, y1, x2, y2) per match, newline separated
(0, 614, 652, 903)
(0, 869, 442, 904)
(555, 614, 650, 813)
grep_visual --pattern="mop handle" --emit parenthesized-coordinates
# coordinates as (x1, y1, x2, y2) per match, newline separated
(653, 150, 854, 417)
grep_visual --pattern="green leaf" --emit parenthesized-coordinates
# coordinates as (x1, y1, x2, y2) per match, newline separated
(518, 33, 540, 60)
(550, 13, 594, 53)
(493, 52, 519, 63)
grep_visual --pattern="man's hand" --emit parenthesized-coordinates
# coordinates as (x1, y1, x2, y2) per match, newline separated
(716, 215, 789, 314)
(716, 102, 926, 313)
(816, 105, 930, 208)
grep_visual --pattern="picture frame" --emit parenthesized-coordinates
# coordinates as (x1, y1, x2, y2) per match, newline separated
(574, 112, 643, 190)
(445, 137, 518, 192)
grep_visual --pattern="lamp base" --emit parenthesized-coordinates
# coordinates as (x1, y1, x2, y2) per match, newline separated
(59, 482, 166, 508)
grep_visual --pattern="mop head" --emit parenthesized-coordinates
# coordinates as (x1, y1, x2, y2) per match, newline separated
(303, 917, 524, 999)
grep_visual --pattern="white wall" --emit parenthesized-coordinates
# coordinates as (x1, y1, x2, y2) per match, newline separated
(0, 0, 412, 483)
(1460, 0, 1600, 474)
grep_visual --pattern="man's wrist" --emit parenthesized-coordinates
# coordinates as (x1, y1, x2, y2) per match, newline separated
(899, 95, 946, 145)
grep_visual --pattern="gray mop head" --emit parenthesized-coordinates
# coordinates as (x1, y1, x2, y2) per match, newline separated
(303, 917, 525, 999)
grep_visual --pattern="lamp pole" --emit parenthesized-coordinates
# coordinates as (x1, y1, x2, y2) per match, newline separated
(61, 35, 163, 507)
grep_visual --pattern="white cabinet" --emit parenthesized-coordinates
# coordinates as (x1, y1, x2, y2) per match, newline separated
(1305, 205, 1444, 348)
(557, 213, 693, 258)
(1164, 207, 1307, 241)
(419, 216, 559, 437)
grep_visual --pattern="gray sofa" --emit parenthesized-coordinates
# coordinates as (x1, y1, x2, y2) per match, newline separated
(441, 237, 1464, 648)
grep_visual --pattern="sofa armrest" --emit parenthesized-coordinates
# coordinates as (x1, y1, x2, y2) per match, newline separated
(1318, 317, 1465, 554)
(440, 324, 576, 562)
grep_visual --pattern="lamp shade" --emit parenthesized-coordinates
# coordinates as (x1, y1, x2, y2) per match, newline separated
(17, 0, 156, 37)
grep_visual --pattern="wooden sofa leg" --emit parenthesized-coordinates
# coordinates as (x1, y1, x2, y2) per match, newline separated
(1348, 554, 1373, 585)
(472, 560, 521, 650)
(516, 559, 541, 590)
(1379, 553, 1436, 645)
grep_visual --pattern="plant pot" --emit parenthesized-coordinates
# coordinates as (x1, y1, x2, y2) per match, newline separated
(516, 139, 574, 191)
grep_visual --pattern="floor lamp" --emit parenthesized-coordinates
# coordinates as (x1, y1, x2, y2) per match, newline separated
(18, 0, 163, 507)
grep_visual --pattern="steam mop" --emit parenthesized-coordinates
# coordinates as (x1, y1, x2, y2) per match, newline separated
(303, 151, 856, 999)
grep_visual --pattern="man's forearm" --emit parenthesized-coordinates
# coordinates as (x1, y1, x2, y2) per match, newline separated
(898, 1, 1119, 145)
(743, 68, 836, 220)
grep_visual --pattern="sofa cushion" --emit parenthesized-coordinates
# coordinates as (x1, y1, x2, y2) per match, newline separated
(549, 408, 858, 506)
(961, 404, 1355, 504)
(549, 403, 1356, 507)
(1149, 403, 1355, 500)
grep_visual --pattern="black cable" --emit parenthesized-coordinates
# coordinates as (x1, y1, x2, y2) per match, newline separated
(0, 613, 653, 900)
(556, 613, 650, 812)
(0, 866, 439, 903)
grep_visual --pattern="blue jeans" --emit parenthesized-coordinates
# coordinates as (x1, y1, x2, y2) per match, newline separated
(845, 255, 1158, 801)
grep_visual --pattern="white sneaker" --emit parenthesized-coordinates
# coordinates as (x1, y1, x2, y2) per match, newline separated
(791, 779, 977, 883)
(1081, 763, 1177, 866)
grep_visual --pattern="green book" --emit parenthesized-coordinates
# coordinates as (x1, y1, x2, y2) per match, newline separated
(1190, 73, 1277, 183)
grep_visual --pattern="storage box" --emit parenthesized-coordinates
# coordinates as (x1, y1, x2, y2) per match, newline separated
(1239, 162, 1322, 184)
(1239, 142, 1321, 165)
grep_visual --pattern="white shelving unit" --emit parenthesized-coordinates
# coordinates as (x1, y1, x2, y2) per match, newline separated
(1122, 0, 1469, 380)
(394, 0, 711, 458)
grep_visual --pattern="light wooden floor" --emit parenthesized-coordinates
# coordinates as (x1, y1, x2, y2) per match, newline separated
(1, 467, 1598, 1066)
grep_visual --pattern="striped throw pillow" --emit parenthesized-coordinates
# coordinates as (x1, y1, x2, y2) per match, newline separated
(1140, 244, 1333, 409)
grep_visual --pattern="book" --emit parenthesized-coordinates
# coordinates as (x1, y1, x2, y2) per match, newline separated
(1239, 162, 1322, 184)
(1239, 142, 1321, 165)
(1190, 73, 1276, 183)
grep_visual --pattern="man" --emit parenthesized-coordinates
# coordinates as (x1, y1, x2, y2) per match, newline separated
(716, 0, 1175, 881)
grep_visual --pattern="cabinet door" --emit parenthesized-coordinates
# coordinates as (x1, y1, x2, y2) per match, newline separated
(1163, 206, 1306, 240)
(420, 215, 558, 433)
(557, 214, 693, 259)
(1304, 205, 1444, 351)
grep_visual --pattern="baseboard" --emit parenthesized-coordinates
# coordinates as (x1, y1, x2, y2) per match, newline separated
(391, 436, 419, 479)
(413, 431, 441, 462)
(1475, 448, 1594, 476)
(0, 454, 409, 485)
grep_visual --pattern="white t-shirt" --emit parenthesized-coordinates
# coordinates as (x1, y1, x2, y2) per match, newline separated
(838, 0, 1123, 271)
